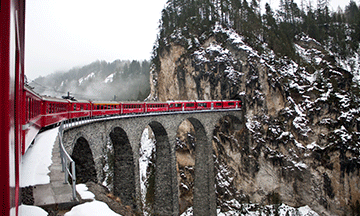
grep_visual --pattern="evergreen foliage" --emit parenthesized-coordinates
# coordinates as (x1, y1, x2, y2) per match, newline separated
(152, 0, 360, 68)
(31, 59, 151, 101)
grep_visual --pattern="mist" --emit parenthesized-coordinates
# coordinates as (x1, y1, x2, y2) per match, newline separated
(29, 59, 151, 102)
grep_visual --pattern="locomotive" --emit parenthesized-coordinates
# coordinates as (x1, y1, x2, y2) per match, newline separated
(0, 0, 241, 215)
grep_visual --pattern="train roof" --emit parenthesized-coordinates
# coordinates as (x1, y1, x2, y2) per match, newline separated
(121, 101, 146, 104)
(69, 99, 91, 104)
(91, 101, 120, 105)
(146, 101, 169, 104)
(167, 100, 240, 103)
(24, 85, 42, 99)
(42, 96, 69, 103)
(166, 100, 196, 103)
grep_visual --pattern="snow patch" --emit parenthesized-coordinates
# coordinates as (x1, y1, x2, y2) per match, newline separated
(139, 127, 156, 215)
(104, 72, 116, 83)
(79, 72, 95, 85)
(19, 204, 48, 216)
(20, 127, 59, 187)
(76, 184, 95, 200)
(64, 200, 121, 216)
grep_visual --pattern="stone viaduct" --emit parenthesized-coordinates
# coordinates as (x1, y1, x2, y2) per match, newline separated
(61, 110, 244, 215)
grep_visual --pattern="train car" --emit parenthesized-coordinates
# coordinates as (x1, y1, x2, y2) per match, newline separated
(168, 101, 197, 111)
(1, 0, 26, 215)
(91, 101, 120, 117)
(222, 100, 242, 109)
(196, 100, 223, 110)
(183, 101, 197, 111)
(168, 101, 184, 112)
(121, 102, 145, 114)
(68, 100, 92, 119)
(146, 102, 169, 113)
(23, 86, 43, 154)
(41, 96, 69, 128)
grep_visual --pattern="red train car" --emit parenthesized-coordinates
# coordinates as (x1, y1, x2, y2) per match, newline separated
(23, 86, 43, 154)
(196, 100, 223, 110)
(168, 101, 197, 111)
(41, 96, 69, 128)
(222, 100, 242, 109)
(68, 100, 91, 119)
(1, 0, 26, 215)
(168, 101, 184, 112)
(146, 102, 169, 113)
(183, 101, 197, 111)
(91, 101, 120, 117)
(122, 102, 145, 114)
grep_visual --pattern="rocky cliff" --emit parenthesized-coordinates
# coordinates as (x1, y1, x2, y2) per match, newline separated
(149, 24, 360, 215)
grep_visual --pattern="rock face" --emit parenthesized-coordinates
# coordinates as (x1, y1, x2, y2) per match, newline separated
(149, 25, 360, 215)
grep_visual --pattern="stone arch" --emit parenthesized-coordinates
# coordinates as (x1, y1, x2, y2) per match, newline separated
(72, 137, 97, 183)
(144, 121, 174, 215)
(177, 117, 216, 216)
(109, 127, 136, 208)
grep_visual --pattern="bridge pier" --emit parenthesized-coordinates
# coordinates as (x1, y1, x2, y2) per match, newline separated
(61, 110, 243, 215)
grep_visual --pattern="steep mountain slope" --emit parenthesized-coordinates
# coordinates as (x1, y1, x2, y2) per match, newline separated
(149, 1, 360, 215)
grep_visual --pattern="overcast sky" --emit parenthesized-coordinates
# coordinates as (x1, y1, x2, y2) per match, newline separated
(25, 0, 354, 80)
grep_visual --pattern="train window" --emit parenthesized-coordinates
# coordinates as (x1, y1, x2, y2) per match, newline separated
(228, 102, 235, 106)
(80, 105, 83, 110)
(186, 103, 195, 107)
(216, 103, 222, 106)
(73, 104, 76, 111)
(175, 103, 182, 108)
(198, 103, 207, 107)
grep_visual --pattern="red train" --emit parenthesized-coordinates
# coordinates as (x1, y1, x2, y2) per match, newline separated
(0, 1, 241, 215)
(23, 84, 242, 154)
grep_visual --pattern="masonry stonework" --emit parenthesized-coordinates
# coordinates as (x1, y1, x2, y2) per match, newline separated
(62, 110, 243, 215)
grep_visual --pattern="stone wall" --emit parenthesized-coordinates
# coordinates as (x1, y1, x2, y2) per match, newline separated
(62, 110, 243, 215)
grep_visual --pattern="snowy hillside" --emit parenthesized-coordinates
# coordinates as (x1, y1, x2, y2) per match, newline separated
(29, 59, 151, 101)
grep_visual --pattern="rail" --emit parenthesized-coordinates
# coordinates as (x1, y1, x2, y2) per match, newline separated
(58, 121, 77, 200)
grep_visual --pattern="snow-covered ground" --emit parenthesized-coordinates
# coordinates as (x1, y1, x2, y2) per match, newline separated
(21, 127, 59, 187)
(19, 127, 122, 216)
(64, 184, 121, 216)
(139, 127, 156, 215)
